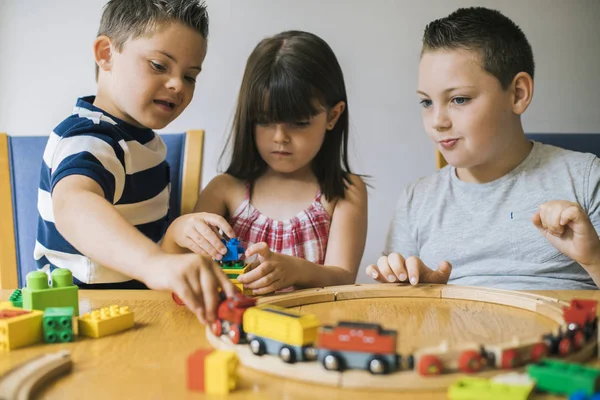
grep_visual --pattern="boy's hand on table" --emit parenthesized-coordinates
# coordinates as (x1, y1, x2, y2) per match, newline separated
(366, 253, 452, 285)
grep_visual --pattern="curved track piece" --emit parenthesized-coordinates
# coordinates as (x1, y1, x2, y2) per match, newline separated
(0, 350, 72, 400)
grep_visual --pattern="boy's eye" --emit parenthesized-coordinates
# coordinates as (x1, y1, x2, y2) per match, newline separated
(452, 97, 470, 105)
(150, 61, 166, 71)
(419, 99, 432, 108)
(185, 76, 196, 84)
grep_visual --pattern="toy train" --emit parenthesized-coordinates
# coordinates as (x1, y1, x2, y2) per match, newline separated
(210, 295, 598, 376)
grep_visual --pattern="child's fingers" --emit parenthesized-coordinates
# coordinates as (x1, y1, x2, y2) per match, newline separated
(199, 267, 221, 323)
(560, 205, 583, 226)
(182, 237, 211, 257)
(405, 256, 428, 285)
(532, 212, 543, 230)
(200, 213, 237, 241)
(366, 264, 389, 283)
(377, 255, 398, 282)
(421, 261, 452, 284)
(192, 222, 227, 258)
(388, 252, 408, 282)
(237, 261, 274, 284)
(538, 204, 564, 235)
(251, 278, 282, 295)
(175, 276, 205, 324)
(245, 242, 271, 261)
(241, 267, 278, 290)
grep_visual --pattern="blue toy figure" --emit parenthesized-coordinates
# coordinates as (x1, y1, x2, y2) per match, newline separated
(221, 238, 245, 268)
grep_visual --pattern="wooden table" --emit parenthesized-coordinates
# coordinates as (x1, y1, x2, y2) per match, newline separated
(1, 288, 598, 399)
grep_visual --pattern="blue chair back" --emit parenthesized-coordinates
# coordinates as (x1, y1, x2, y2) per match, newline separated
(527, 134, 600, 158)
(8, 133, 186, 286)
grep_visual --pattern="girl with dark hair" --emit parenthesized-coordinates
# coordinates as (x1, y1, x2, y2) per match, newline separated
(163, 30, 368, 294)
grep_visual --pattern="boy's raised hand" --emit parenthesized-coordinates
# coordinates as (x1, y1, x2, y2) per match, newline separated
(146, 252, 237, 324)
(236, 242, 298, 295)
(165, 212, 236, 259)
(533, 200, 600, 267)
(366, 253, 452, 285)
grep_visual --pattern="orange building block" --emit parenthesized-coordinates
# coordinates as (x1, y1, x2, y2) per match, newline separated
(187, 349, 239, 394)
(78, 305, 134, 338)
(0, 307, 44, 351)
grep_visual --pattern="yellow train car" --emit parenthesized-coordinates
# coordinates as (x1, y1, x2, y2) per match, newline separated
(243, 304, 321, 363)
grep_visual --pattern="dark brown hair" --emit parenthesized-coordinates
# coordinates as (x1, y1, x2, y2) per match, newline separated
(422, 7, 535, 89)
(223, 30, 354, 200)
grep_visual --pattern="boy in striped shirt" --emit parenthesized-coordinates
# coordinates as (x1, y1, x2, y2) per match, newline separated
(35, 0, 235, 323)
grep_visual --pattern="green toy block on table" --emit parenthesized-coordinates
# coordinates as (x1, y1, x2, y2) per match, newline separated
(22, 269, 79, 315)
(8, 289, 22, 308)
(43, 307, 75, 343)
(527, 359, 600, 396)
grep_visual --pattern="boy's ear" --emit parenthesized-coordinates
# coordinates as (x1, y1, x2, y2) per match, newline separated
(94, 35, 114, 73)
(326, 101, 346, 131)
(511, 72, 534, 115)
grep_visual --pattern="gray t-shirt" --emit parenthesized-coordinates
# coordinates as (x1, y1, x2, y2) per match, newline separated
(385, 141, 600, 290)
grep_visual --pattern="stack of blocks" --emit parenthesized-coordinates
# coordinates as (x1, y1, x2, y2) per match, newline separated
(78, 305, 134, 338)
(23, 269, 79, 315)
(187, 349, 239, 394)
(221, 238, 253, 296)
(0, 306, 44, 351)
(43, 307, 75, 343)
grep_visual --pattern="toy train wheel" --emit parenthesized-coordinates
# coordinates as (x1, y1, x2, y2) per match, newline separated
(406, 354, 415, 370)
(229, 325, 241, 344)
(418, 355, 443, 376)
(322, 353, 345, 372)
(500, 349, 521, 369)
(558, 337, 573, 356)
(279, 346, 297, 364)
(458, 350, 484, 373)
(530, 343, 548, 361)
(572, 330, 585, 350)
(367, 356, 389, 375)
(249, 338, 266, 356)
(212, 320, 223, 337)
(585, 319, 597, 340)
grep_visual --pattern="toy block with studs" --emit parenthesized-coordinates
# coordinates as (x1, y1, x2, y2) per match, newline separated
(9, 289, 22, 308)
(22, 269, 79, 315)
(0, 306, 43, 351)
(43, 307, 75, 343)
(187, 348, 239, 394)
(78, 305, 134, 338)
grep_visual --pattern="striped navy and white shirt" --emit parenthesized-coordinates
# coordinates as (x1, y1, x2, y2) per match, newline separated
(35, 96, 170, 284)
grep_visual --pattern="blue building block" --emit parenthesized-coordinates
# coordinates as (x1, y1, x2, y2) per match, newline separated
(22, 269, 79, 315)
(43, 307, 75, 343)
(221, 238, 245, 267)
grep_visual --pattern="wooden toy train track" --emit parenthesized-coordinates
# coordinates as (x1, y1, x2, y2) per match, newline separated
(206, 283, 598, 390)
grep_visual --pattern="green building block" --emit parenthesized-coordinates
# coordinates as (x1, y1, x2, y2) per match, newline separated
(527, 359, 600, 396)
(22, 269, 79, 315)
(8, 289, 22, 308)
(43, 307, 74, 343)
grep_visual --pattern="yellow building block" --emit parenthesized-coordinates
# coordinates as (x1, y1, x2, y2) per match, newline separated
(78, 305, 134, 338)
(205, 350, 239, 395)
(0, 307, 43, 351)
(0, 301, 14, 308)
(231, 279, 254, 296)
(448, 376, 533, 400)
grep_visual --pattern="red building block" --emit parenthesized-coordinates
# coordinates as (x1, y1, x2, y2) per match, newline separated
(187, 349, 213, 391)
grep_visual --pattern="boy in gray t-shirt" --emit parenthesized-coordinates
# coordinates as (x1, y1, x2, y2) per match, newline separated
(367, 7, 600, 290)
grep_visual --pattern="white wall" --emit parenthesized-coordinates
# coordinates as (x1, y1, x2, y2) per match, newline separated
(1, 0, 599, 283)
